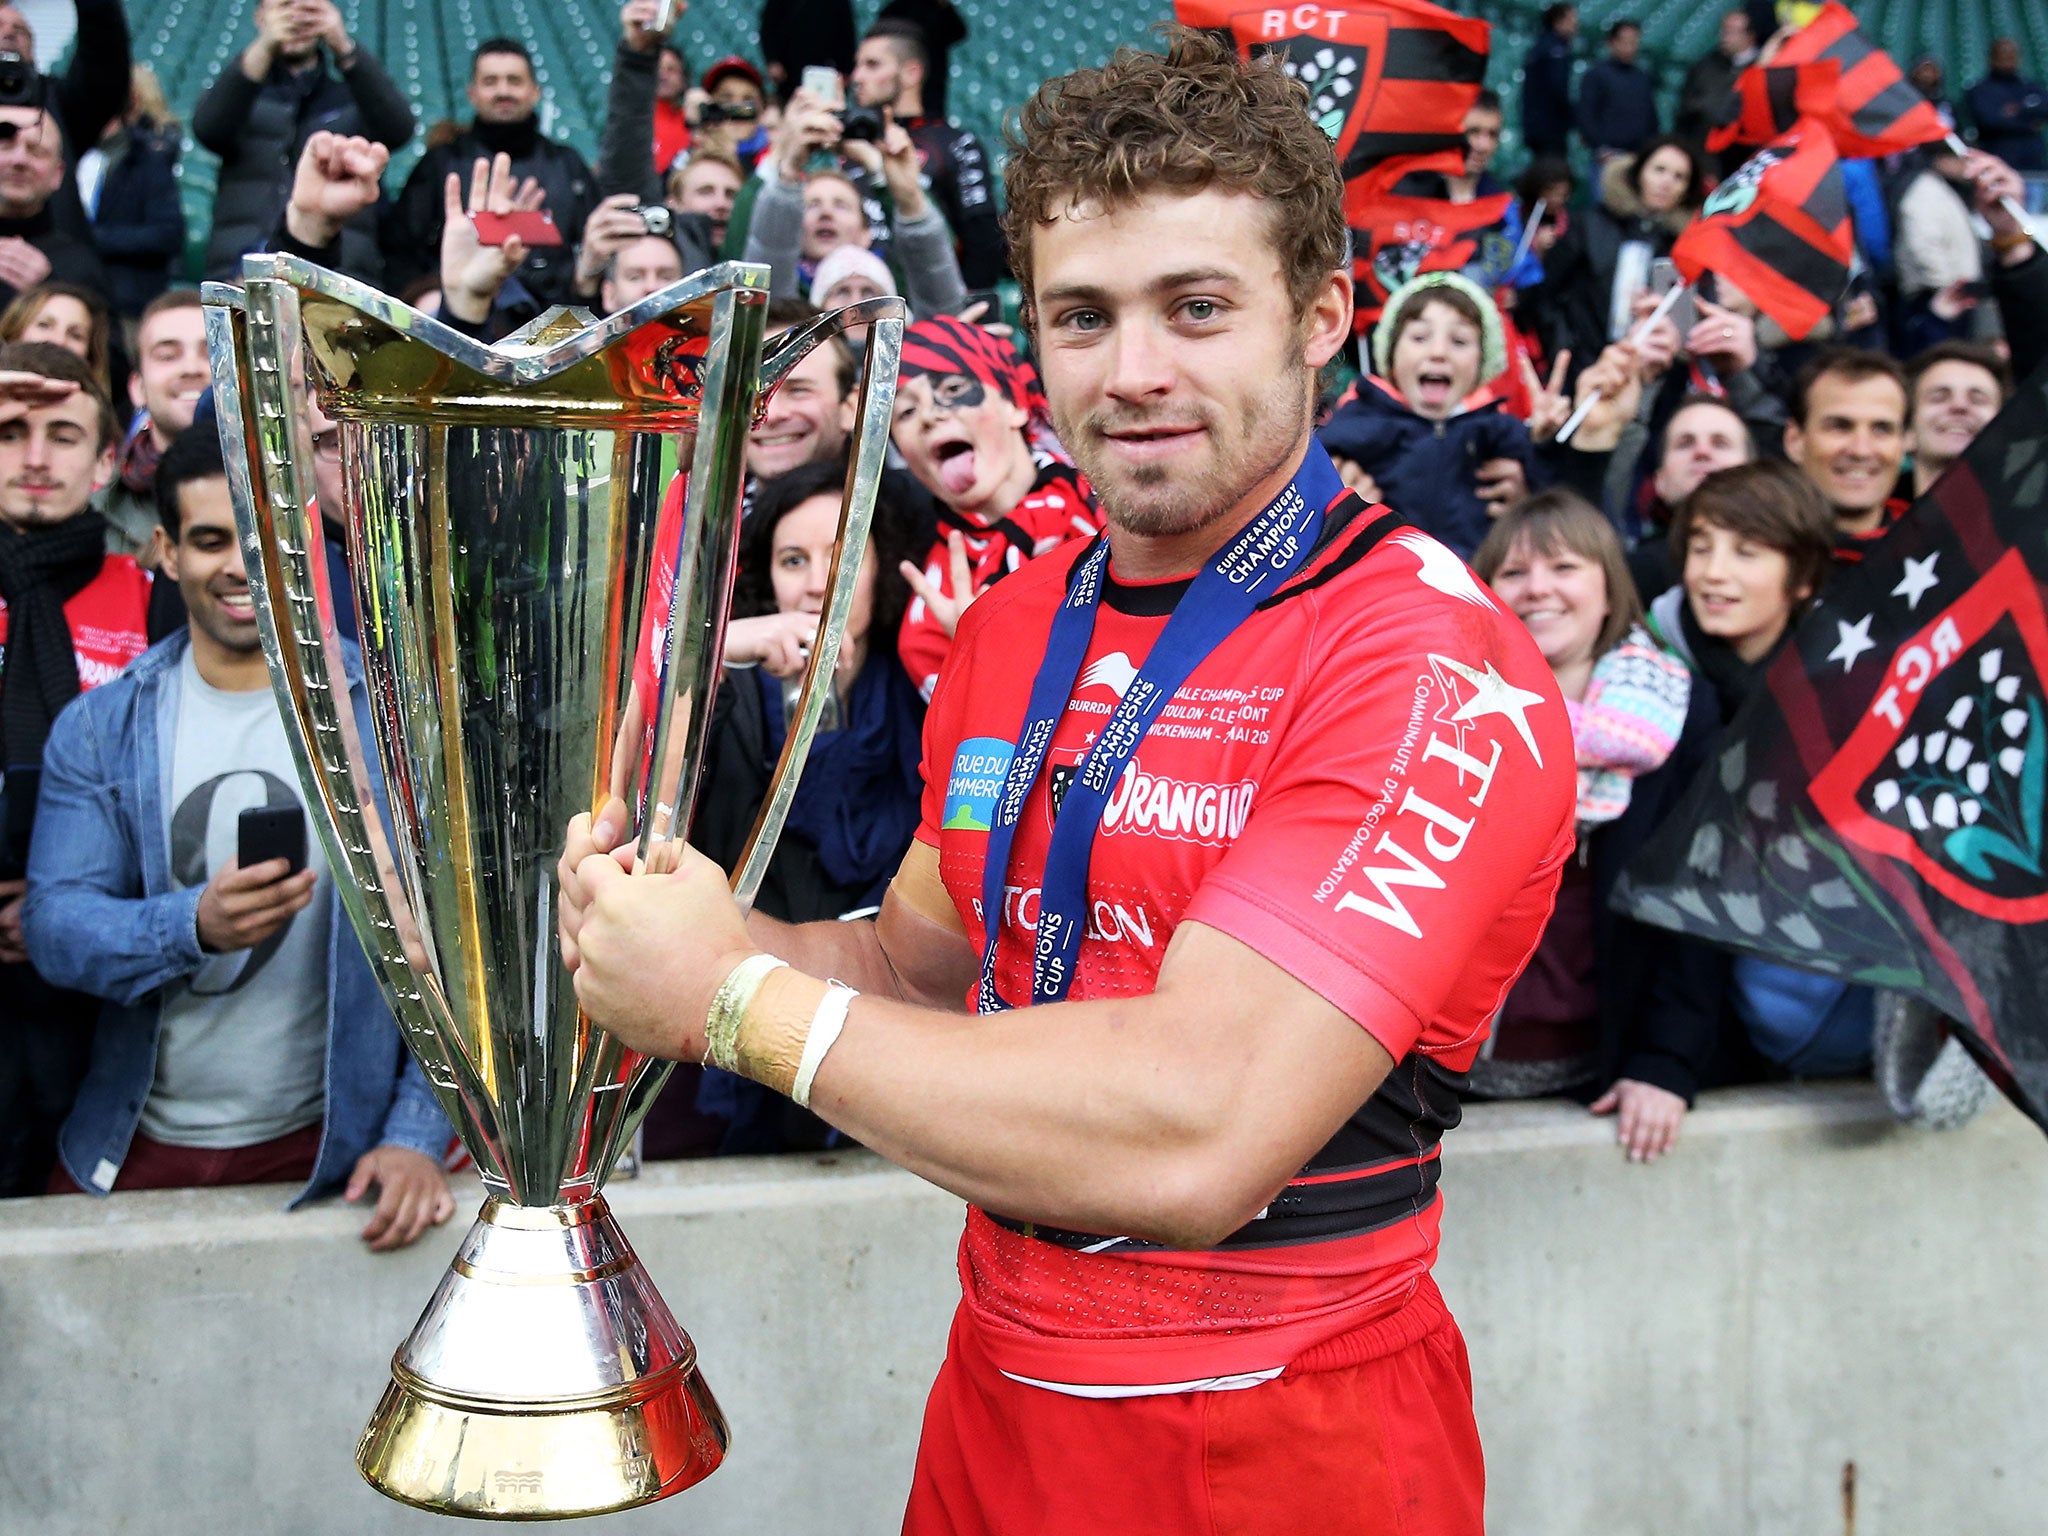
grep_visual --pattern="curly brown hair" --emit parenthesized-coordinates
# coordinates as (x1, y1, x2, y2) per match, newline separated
(1001, 26, 1347, 320)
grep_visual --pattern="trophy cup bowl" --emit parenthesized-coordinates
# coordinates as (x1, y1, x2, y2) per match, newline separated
(203, 256, 904, 1518)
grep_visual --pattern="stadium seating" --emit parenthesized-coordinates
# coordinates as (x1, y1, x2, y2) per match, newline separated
(101, 0, 2044, 281)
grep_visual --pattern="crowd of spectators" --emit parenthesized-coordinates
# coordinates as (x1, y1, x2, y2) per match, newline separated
(0, 0, 2042, 1248)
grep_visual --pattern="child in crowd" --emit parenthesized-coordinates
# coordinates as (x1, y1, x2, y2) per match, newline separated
(1317, 272, 1544, 558)
(889, 315, 1099, 700)
(1651, 462, 1880, 1078)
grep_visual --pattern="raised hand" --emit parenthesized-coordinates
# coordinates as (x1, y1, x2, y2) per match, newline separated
(1521, 349, 1572, 444)
(1685, 296, 1756, 374)
(441, 153, 546, 324)
(899, 529, 976, 639)
(284, 131, 390, 249)
(1564, 341, 1644, 453)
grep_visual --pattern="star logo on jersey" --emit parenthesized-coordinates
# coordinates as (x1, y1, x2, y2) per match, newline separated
(1429, 653, 1547, 767)
(1394, 530, 1497, 610)
(1079, 651, 1138, 698)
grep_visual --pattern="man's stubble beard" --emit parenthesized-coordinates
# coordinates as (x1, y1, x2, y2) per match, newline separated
(1057, 350, 1314, 541)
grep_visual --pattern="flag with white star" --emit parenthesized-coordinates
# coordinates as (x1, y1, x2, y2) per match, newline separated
(1612, 359, 2048, 1132)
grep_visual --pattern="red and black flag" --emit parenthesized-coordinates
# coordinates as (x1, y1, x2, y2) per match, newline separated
(1766, 1, 1947, 157)
(1345, 186, 1515, 327)
(1672, 120, 1851, 341)
(1612, 360, 2048, 1134)
(1173, 0, 1488, 183)
(1706, 57, 1844, 152)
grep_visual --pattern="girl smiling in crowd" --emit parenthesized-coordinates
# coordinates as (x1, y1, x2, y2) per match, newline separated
(1472, 491, 1718, 1161)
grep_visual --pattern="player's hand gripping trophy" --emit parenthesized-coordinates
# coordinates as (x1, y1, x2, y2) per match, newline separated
(204, 253, 902, 1517)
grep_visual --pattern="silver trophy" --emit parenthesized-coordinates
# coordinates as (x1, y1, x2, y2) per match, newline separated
(203, 255, 903, 1518)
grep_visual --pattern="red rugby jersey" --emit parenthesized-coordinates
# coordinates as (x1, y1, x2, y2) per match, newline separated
(0, 554, 152, 690)
(898, 459, 1102, 704)
(918, 497, 1576, 1387)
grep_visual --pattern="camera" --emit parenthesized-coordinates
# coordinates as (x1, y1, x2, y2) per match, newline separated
(0, 53, 44, 112)
(697, 99, 759, 127)
(635, 205, 674, 239)
(840, 106, 885, 144)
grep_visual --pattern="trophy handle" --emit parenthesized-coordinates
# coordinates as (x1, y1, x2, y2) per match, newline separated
(203, 272, 513, 1192)
(729, 297, 907, 910)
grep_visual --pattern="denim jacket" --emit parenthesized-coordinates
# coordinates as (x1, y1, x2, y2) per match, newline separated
(22, 631, 449, 1204)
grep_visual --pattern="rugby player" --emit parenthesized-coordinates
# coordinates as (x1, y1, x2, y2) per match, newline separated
(562, 29, 1575, 1534)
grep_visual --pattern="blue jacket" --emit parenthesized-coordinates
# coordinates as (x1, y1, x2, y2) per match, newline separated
(1966, 72, 2048, 171)
(1521, 31, 1576, 153)
(1577, 58, 1661, 155)
(1317, 384, 1537, 559)
(22, 631, 448, 1204)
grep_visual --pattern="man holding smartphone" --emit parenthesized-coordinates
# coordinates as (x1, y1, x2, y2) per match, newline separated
(24, 427, 454, 1250)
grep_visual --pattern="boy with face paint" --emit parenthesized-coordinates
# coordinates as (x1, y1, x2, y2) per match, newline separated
(891, 316, 1100, 701)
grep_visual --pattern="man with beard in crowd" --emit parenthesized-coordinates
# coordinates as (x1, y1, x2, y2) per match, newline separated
(851, 20, 1006, 288)
(385, 38, 599, 307)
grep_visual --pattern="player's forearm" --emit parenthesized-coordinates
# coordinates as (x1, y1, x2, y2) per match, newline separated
(745, 882, 978, 1012)
(750, 967, 1269, 1247)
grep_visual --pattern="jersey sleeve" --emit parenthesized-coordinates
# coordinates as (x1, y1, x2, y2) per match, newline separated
(1182, 572, 1577, 1063)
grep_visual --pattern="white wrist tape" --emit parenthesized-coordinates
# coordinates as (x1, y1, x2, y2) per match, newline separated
(791, 981, 857, 1109)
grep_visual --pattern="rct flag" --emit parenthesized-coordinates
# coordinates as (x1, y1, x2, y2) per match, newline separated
(1672, 119, 1852, 342)
(1174, 0, 1488, 183)
(1765, 1, 1948, 157)
(1613, 361, 2048, 1133)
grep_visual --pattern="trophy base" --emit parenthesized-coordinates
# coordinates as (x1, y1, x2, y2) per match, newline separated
(355, 1194, 728, 1519)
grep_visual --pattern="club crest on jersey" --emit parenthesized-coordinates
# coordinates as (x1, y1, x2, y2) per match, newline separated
(1809, 550, 2048, 921)
(943, 736, 1015, 833)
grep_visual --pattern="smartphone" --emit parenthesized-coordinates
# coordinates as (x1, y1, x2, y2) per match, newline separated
(238, 805, 307, 877)
(800, 64, 844, 110)
(468, 209, 565, 248)
(1649, 257, 1697, 335)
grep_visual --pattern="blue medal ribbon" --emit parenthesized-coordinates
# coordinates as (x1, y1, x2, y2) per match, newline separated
(975, 446, 1346, 1012)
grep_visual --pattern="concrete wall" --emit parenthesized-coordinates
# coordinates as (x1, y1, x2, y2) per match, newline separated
(2, 1082, 2043, 1535)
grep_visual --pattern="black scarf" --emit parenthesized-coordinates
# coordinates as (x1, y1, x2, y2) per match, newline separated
(1678, 595, 1784, 725)
(0, 513, 107, 769)
(471, 115, 541, 159)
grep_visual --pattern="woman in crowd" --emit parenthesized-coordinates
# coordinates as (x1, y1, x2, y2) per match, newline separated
(1531, 133, 1703, 383)
(1470, 490, 1724, 1161)
(0, 283, 116, 395)
(1647, 461, 1879, 1079)
(1320, 271, 1550, 558)
(641, 457, 926, 1157)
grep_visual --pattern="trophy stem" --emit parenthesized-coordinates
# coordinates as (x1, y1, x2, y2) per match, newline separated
(355, 1196, 727, 1518)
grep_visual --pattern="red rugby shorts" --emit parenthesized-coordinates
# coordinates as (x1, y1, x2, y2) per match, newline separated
(902, 1276, 1484, 1536)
